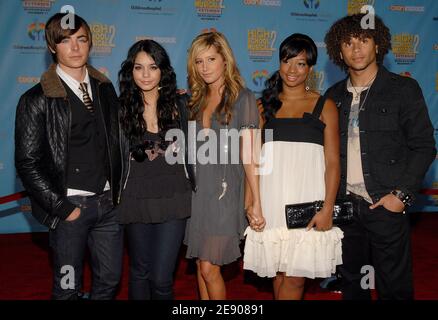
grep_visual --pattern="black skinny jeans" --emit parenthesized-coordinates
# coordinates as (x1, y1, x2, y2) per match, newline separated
(125, 218, 187, 300)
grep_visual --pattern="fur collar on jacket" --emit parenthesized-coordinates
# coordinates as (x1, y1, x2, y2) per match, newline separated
(40, 63, 111, 98)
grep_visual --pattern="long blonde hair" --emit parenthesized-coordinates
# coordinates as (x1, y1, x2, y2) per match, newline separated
(187, 32, 244, 125)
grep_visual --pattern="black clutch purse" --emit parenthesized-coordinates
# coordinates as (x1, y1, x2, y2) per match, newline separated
(285, 200, 354, 229)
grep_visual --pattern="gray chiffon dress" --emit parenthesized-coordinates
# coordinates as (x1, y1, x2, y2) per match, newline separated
(184, 88, 259, 265)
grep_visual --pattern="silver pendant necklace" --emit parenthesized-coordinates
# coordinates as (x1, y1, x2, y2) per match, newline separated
(349, 72, 377, 111)
(350, 81, 365, 103)
(352, 90, 361, 102)
(218, 123, 228, 200)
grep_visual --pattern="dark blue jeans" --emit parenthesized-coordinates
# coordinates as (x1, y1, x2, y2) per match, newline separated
(125, 219, 186, 300)
(49, 191, 123, 300)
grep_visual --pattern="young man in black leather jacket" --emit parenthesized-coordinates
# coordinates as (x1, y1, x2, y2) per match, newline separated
(324, 13, 436, 300)
(15, 13, 128, 299)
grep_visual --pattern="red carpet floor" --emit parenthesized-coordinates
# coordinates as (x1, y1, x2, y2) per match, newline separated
(1, 213, 437, 300)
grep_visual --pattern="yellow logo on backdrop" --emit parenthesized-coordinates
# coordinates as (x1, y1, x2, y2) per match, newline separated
(306, 69, 325, 93)
(195, 0, 224, 18)
(248, 28, 276, 62)
(347, 0, 375, 15)
(392, 33, 419, 64)
(90, 23, 116, 56)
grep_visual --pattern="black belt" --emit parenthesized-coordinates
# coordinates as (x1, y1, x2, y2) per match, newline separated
(348, 193, 365, 201)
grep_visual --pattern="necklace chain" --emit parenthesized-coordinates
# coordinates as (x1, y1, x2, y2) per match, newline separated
(349, 71, 378, 111)
(218, 124, 228, 200)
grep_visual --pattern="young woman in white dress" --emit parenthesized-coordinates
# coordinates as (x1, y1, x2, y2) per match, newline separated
(243, 33, 343, 300)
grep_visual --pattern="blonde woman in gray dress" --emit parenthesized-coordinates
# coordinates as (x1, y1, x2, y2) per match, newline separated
(184, 32, 264, 300)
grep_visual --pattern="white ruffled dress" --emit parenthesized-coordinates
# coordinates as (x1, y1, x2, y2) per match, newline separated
(243, 97, 344, 278)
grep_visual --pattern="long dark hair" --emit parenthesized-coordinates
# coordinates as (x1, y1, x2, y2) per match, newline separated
(261, 33, 317, 123)
(118, 39, 177, 147)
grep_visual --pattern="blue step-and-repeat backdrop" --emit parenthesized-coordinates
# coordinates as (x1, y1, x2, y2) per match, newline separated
(0, 0, 437, 233)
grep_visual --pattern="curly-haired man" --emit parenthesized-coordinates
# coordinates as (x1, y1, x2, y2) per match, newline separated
(324, 13, 436, 300)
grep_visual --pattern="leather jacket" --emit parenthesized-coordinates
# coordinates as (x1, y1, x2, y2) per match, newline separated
(15, 64, 129, 229)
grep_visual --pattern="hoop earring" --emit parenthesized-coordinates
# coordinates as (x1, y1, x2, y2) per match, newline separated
(305, 86, 310, 91)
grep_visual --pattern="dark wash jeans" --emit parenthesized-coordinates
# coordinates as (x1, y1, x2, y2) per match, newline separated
(338, 195, 414, 300)
(125, 218, 187, 300)
(49, 191, 123, 300)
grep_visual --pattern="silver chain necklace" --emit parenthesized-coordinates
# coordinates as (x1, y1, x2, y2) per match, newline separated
(218, 123, 228, 200)
(350, 71, 377, 100)
(349, 73, 377, 111)
(218, 94, 229, 201)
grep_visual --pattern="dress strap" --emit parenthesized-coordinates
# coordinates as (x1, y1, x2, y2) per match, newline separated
(311, 95, 326, 118)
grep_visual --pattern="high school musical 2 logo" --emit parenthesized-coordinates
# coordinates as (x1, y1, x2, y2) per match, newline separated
(247, 28, 277, 62)
(392, 33, 420, 65)
(90, 23, 116, 56)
